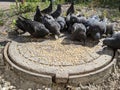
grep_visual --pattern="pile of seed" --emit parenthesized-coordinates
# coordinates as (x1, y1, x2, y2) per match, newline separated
(16, 37, 102, 66)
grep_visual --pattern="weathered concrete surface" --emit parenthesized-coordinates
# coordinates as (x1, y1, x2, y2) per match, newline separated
(4, 42, 53, 85)
(3, 36, 116, 85)
(68, 59, 116, 86)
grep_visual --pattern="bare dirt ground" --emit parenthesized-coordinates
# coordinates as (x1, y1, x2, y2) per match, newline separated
(0, 1, 120, 90)
(0, 2, 15, 10)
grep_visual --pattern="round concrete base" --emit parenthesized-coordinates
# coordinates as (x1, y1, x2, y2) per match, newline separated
(3, 36, 116, 85)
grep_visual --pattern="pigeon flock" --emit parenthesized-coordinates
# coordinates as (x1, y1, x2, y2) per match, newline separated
(15, 0, 120, 59)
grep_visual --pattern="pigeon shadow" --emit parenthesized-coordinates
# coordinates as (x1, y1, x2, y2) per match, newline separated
(0, 41, 8, 46)
(7, 31, 49, 43)
(8, 30, 100, 47)
(61, 34, 100, 47)
(84, 38, 100, 48)
(60, 33, 85, 46)
(61, 37, 85, 46)
(96, 46, 114, 56)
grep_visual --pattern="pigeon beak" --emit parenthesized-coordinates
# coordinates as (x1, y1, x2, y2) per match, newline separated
(48, 33, 51, 36)
(102, 44, 105, 47)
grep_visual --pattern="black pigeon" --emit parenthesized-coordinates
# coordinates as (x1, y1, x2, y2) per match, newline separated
(118, 5, 120, 12)
(70, 14, 79, 24)
(34, 6, 43, 23)
(86, 17, 107, 37)
(41, 0, 53, 14)
(86, 25, 101, 40)
(105, 24, 114, 36)
(51, 4, 62, 18)
(103, 32, 120, 59)
(71, 23, 87, 44)
(16, 16, 50, 38)
(56, 16, 66, 32)
(66, 2, 75, 16)
(43, 14, 61, 38)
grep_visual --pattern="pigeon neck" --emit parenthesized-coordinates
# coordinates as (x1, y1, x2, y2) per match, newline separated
(50, 0, 53, 5)
(57, 5, 61, 10)
(36, 9, 42, 16)
(50, 0, 53, 9)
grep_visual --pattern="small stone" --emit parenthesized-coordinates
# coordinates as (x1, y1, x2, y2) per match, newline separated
(0, 48, 3, 53)
(2, 87, 9, 90)
(37, 89, 42, 90)
(0, 54, 4, 66)
(4, 82, 11, 87)
(75, 87, 81, 90)
(118, 87, 120, 90)
(9, 86, 16, 89)
(1, 79, 5, 83)
(28, 88, 32, 90)
(47, 88, 51, 90)
(45, 88, 48, 90)
(42, 86, 46, 89)
(0, 85, 2, 90)
(55, 35, 59, 40)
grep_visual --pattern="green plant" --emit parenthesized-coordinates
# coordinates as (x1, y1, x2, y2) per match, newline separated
(12, 19, 16, 25)
(15, 0, 19, 10)
(0, 19, 4, 26)
(0, 10, 4, 26)
(0, 45, 3, 48)
(26, 0, 40, 2)
(18, 3, 33, 13)
(54, 0, 64, 5)
(11, 0, 40, 15)
(90, 0, 120, 8)
(0, 10, 4, 17)
(23, 13, 31, 18)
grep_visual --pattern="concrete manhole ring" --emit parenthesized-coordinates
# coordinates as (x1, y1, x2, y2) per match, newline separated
(3, 36, 116, 85)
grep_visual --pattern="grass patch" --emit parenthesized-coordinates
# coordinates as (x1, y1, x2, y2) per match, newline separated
(0, 10, 5, 26)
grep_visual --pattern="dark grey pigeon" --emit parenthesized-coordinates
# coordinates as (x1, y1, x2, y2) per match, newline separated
(71, 23, 87, 45)
(43, 14, 61, 38)
(103, 32, 120, 59)
(41, 0, 53, 14)
(51, 4, 62, 18)
(34, 6, 43, 23)
(16, 16, 50, 38)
